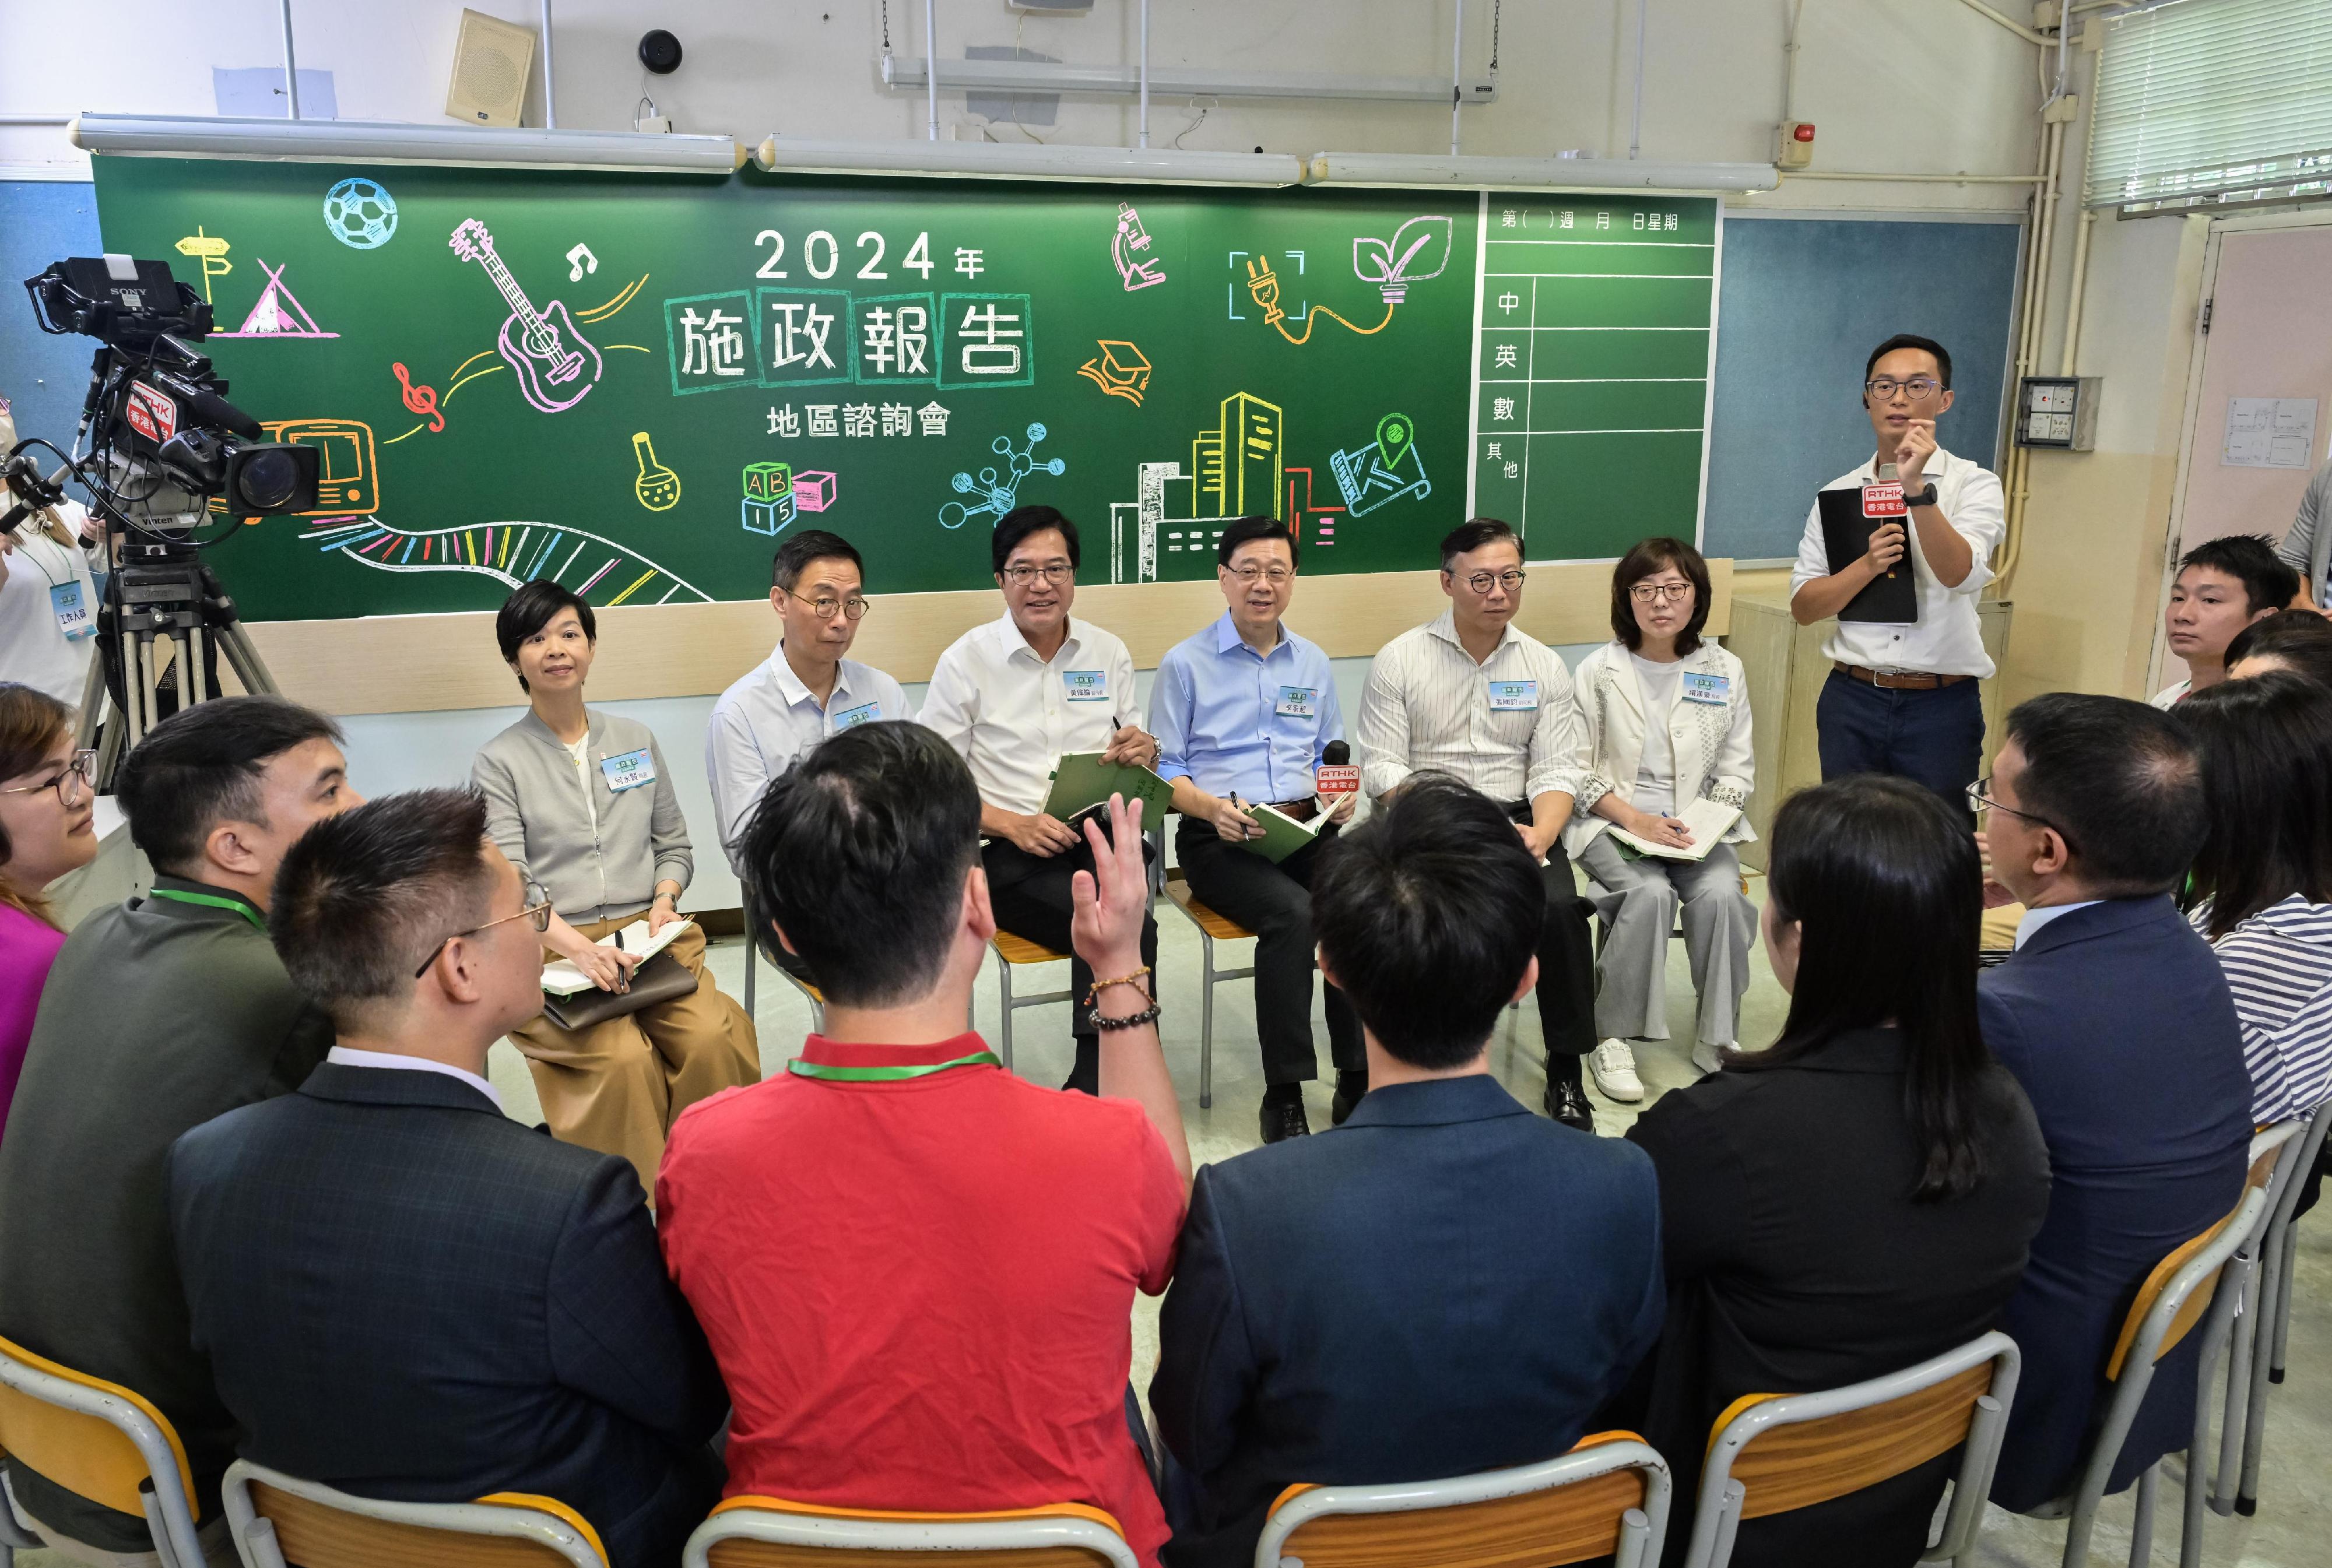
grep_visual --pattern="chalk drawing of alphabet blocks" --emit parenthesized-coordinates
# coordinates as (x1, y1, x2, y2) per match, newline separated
(743, 460, 793, 501)
(793, 470, 838, 512)
(742, 493, 797, 537)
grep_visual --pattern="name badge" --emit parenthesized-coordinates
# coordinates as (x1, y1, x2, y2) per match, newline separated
(48, 580, 94, 641)
(1487, 678, 1539, 711)
(831, 700, 881, 731)
(1682, 672, 1730, 705)
(1062, 669, 1108, 702)
(601, 747, 655, 793)
(1274, 685, 1318, 719)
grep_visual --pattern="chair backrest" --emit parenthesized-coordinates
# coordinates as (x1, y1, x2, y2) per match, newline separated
(223, 1460, 608, 1568)
(682, 1496, 1139, 1568)
(1254, 1432, 1671, 1568)
(0, 1334, 196, 1524)
(2105, 1124, 2294, 1381)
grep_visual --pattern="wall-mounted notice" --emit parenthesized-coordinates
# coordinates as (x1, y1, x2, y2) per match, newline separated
(2221, 396, 2319, 469)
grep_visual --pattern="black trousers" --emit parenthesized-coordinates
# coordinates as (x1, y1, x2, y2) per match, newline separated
(1175, 817, 1364, 1087)
(1506, 801, 1600, 1060)
(984, 836, 1161, 1094)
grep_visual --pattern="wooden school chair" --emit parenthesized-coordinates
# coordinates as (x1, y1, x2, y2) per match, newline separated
(1253, 1432, 1673, 1568)
(681, 1496, 1137, 1567)
(1677, 1329, 2021, 1568)
(991, 931, 1076, 1073)
(1162, 870, 1255, 1110)
(0, 1333, 206, 1568)
(222, 1459, 606, 1567)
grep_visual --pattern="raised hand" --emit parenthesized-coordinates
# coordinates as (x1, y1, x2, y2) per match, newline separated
(1069, 794, 1149, 976)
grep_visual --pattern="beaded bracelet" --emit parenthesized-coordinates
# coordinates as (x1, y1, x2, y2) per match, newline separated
(1089, 1003, 1164, 1032)
(1084, 968, 1153, 1004)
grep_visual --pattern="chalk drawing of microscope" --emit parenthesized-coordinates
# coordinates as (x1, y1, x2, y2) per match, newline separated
(1114, 202, 1168, 291)
(938, 423, 1067, 530)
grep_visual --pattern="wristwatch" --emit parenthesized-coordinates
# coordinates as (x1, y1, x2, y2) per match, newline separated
(1905, 482, 1938, 507)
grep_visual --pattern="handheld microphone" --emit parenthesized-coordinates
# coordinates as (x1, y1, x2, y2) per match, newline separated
(1316, 739, 1361, 804)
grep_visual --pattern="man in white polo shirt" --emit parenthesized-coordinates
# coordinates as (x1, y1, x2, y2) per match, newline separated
(920, 505, 1160, 1095)
(1790, 334, 2005, 821)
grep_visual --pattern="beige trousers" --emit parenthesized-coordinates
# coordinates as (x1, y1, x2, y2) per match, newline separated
(511, 917, 760, 1196)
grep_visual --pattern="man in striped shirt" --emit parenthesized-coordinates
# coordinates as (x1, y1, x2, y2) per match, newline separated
(1353, 519, 1600, 1132)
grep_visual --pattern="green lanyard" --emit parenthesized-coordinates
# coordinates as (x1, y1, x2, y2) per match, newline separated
(786, 1049, 999, 1082)
(149, 887, 266, 931)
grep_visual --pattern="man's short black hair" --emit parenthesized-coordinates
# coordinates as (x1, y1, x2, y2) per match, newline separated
(2226, 609, 2332, 688)
(117, 696, 345, 878)
(1216, 515, 1298, 568)
(772, 529, 863, 593)
(269, 789, 494, 1029)
(2179, 534, 2301, 616)
(494, 581, 595, 692)
(1438, 518, 1519, 570)
(740, 721, 982, 1008)
(1311, 774, 1544, 1070)
(991, 505, 1081, 576)
(2004, 692, 2204, 896)
(1866, 333, 1953, 390)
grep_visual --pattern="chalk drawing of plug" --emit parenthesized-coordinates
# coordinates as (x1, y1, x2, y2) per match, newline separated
(1352, 216, 1453, 304)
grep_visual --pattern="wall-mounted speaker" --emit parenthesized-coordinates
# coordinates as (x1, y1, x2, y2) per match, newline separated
(445, 8, 538, 128)
(638, 30, 684, 75)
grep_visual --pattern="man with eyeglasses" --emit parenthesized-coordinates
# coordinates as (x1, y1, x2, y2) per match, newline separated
(707, 530, 908, 982)
(1354, 518, 1601, 1132)
(1790, 333, 2005, 818)
(0, 696, 363, 1558)
(169, 789, 729, 1568)
(920, 505, 1161, 1095)
(1153, 516, 1361, 1143)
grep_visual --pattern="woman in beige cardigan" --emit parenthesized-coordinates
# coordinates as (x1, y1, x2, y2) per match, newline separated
(1565, 539, 1758, 1102)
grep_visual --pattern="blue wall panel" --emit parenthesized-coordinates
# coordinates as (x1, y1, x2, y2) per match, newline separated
(0, 182, 106, 450)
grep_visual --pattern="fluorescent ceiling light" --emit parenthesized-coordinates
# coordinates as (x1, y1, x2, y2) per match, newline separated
(1305, 152, 1780, 194)
(882, 55, 1499, 106)
(69, 114, 744, 174)
(753, 136, 1304, 187)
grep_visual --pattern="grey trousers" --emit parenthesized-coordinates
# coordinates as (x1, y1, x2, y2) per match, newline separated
(1577, 835, 1755, 1047)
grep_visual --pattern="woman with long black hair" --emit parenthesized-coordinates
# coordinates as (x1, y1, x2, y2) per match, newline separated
(1621, 774, 2050, 1567)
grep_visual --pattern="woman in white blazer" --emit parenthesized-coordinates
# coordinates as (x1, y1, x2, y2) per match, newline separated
(1564, 538, 1758, 1102)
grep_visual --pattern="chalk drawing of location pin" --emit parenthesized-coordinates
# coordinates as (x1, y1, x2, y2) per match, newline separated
(1375, 412, 1416, 472)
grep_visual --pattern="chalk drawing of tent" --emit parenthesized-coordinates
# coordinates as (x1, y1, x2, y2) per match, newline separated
(215, 258, 338, 338)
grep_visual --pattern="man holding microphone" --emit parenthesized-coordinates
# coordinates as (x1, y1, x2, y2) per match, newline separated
(1789, 335, 2004, 817)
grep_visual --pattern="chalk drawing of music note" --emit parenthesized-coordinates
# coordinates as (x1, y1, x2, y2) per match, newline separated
(448, 218, 604, 414)
(391, 363, 445, 433)
(567, 243, 598, 283)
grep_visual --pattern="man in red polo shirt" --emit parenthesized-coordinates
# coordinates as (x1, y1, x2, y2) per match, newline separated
(658, 722, 1189, 1566)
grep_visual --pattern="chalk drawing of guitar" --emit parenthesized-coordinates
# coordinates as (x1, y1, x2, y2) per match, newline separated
(448, 218, 603, 414)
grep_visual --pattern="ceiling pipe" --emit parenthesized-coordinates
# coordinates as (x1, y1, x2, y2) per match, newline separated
(279, 0, 301, 119)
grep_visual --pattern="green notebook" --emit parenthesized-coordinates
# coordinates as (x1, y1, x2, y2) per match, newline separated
(1040, 752, 1177, 823)
(1239, 802, 1326, 864)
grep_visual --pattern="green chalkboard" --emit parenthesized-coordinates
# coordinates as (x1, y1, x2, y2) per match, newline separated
(90, 159, 1714, 621)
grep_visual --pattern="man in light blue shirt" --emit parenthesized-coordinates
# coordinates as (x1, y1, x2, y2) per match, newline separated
(1152, 517, 1360, 1144)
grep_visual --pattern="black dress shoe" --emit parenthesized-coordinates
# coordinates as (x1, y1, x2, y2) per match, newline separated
(1330, 1071, 1368, 1126)
(1259, 1095, 1312, 1144)
(1544, 1077, 1597, 1133)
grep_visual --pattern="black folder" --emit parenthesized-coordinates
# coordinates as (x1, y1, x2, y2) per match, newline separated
(1817, 486, 1919, 624)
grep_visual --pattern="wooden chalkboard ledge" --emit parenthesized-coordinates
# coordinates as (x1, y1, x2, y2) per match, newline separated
(240, 560, 1733, 716)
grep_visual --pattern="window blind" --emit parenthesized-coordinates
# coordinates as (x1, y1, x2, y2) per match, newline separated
(2085, 0, 2332, 212)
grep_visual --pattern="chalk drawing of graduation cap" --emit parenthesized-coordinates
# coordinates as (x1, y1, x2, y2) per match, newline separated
(1352, 216, 1453, 305)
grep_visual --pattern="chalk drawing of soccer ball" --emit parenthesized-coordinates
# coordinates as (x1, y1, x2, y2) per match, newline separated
(322, 178, 399, 249)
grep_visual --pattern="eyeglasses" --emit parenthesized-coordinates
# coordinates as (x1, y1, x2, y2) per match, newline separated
(782, 589, 872, 621)
(0, 750, 97, 809)
(1866, 377, 1943, 402)
(1001, 563, 1074, 586)
(413, 880, 554, 979)
(1227, 565, 1295, 586)
(1459, 569, 1527, 594)
(1965, 777, 2074, 848)
(1629, 582, 1694, 604)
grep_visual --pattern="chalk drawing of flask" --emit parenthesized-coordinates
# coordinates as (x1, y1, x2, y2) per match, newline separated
(632, 432, 682, 511)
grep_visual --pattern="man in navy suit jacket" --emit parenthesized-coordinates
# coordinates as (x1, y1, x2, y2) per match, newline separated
(1151, 776, 1663, 1568)
(170, 791, 729, 1568)
(1972, 695, 2251, 1512)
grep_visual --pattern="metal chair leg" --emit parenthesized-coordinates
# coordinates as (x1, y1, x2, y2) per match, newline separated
(2271, 1216, 2301, 1381)
(2236, 1239, 2282, 1512)
(2128, 1461, 2157, 1567)
(2212, 1257, 2263, 1514)
(995, 949, 1015, 1073)
(1199, 928, 1214, 1110)
(2183, 1302, 2229, 1568)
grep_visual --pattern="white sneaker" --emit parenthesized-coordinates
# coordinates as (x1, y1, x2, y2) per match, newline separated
(1587, 1039, 1645, 1102)
(1693, 1042, 1727, 1076)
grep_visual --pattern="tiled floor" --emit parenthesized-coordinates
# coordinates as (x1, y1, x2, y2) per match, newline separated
(20, 873, 2329, 1565)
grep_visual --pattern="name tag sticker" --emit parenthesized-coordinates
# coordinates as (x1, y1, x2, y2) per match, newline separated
(1862, 481, 1907, 519)
(1062, 669, 1108, 702)
(600, 747, 656, 793)
(1274, 685, 1318, 719)
(831, 701, 881, 732)
(1682, 672, 1730, 705)
(48, 580, 94, 641)
(1487, 679, 1539, 711)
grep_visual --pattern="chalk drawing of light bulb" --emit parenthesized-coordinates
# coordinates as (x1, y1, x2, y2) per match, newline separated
(1352, 216, 1454, 305)
(937, 422, 1067, 530)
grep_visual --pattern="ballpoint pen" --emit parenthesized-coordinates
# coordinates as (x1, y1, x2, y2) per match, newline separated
(612, 927, 630, 993)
